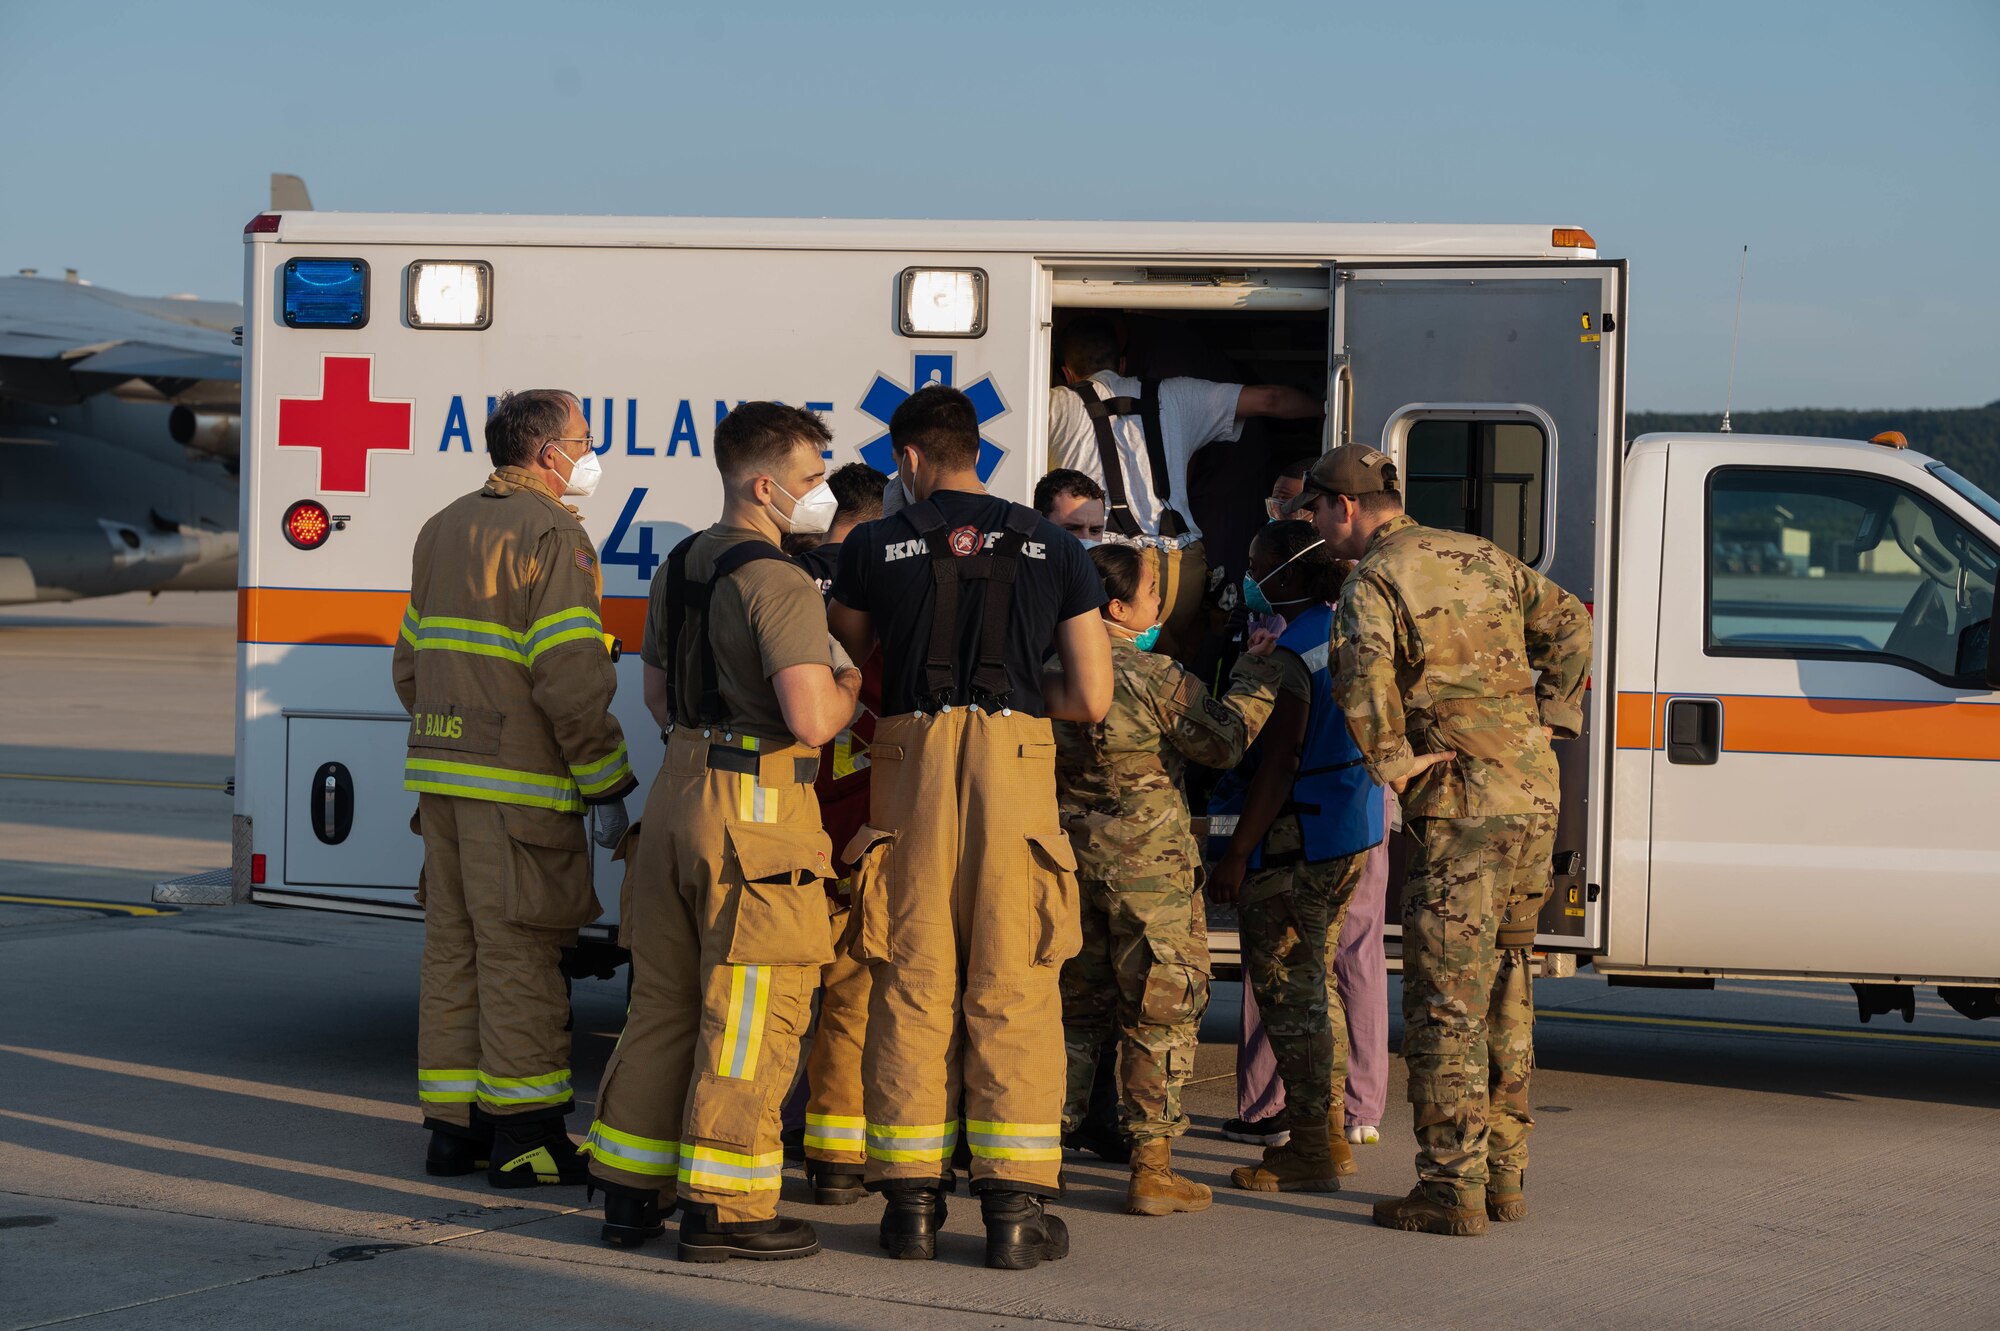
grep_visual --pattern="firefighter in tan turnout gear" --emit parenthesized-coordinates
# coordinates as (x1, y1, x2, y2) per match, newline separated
(829, 385, 1113, 1270)
(393, 389, 638, 1188)
(585, 402, 863, 1264)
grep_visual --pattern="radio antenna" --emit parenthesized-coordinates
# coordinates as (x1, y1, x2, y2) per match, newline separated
(1720, 245, 1748, 434)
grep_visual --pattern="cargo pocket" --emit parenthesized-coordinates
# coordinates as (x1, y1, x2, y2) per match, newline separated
(840, 824, 897, 964)
(686, 1069, 769, 1152)
(1025, 828, 1082, 967)
(498, 803, 599, 930)
(1138, 935, 1210, 1027)
(723, 821, 836, 967)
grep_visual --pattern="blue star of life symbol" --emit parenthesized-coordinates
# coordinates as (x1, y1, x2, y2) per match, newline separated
(856, 353, 1007, 481)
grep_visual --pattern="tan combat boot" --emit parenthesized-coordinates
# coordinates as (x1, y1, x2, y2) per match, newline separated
(1230, 1119, 1340, 1192)
(1125, 1139, 1212, 1216)
(1486, 1170, 1527, 1222)
(1371, 1185, 1488, 1237)
(1327, 1110, 1357, 1177)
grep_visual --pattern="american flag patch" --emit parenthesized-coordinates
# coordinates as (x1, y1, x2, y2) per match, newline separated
(575, 548, 597, 574)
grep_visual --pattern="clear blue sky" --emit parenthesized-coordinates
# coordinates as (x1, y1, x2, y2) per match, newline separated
(3, 0, 1993, 411)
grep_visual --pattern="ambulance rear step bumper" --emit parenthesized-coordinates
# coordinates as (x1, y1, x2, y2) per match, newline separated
(153, 868, 233, 907)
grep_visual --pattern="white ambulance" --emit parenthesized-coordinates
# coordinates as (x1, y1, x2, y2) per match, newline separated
(161, 211, 2000, 1022)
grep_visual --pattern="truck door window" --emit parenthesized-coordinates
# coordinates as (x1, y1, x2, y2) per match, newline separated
(1707, 467, 1998, 683)
(1402, 418, 1547, 565)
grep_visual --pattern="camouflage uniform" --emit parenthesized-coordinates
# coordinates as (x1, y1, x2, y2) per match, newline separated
(1237, 819, 1368, 1131)
(1334, 513, 1590, 1207)
(1054, 635, 1280, 1143)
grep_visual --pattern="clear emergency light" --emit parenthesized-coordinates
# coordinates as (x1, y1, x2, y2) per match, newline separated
(407, 261, 493, 329)
(900, 267, 987, 337)
(283, 258, 369, 328)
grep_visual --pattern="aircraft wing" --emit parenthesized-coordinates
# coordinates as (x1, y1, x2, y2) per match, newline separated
(0, 275, 241, 406)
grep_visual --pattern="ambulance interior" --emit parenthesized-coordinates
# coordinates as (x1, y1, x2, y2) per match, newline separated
(1044, 265, 1332, 590)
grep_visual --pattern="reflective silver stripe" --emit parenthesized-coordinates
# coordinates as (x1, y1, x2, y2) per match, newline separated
(477, 1077, 572, 1102)
(680, 1155, 782, 1181)
(405, 760, 584, 811)
(1207, 813, 1240, 837)
(866, 1130, 956, 1152)
(586, 1127, 679, 1170)
(1299, 641, 1330, 673)
(524, 609, 602, 660)
(410, 624, 529, 661)
(806, 1124, 866, 1141)
(966, 1130, 1059, 1150)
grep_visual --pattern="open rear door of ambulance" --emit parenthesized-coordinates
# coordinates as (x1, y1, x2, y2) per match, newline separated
(1330, 257, 1625, 953)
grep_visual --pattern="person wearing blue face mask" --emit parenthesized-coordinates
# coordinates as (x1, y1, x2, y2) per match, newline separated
(1051, 543, 1285, 1216)
(1205, 520, 1401, 1195)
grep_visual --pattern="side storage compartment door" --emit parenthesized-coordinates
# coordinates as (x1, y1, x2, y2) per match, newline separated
(283, 712, 423, 894)
(1641, 441, 2000, 978)
(1332, 261, 1623, 951)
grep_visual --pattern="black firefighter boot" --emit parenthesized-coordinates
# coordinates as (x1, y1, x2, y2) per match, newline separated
(677, 1204, 820, 1264)
(877, 1183, 948, 1260)
(594, 1179, 671, 1249)
(488, 1115, 588, 1189)
(980, 1189, 1070, 1271)
(806, 1158, 867, 1206)
(424, 1117, 493, 1177)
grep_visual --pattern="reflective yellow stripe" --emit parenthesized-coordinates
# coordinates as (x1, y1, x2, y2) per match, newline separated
(803, 1112, 866, 1151)
(865, 1120, 959, 1163)
(404, 758, 585, 814)
(731, 734, 764, 823)
(964, 1119, 1061, 1161)
(582, 1120, 680, 1176)
(399, 604, 419, 647)
(570, 742, 633, 796)
(476, 1067, 573, 1107)
(678, 1144, 784, 1193)
(715, 964, 770, 1080)
(417, 1067, 479, 1103)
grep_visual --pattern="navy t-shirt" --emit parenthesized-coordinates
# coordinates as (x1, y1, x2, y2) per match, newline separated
(832, 490, 1106, 718)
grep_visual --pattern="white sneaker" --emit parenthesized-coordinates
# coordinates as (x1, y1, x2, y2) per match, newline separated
(1345, 1125, 1379, 1145)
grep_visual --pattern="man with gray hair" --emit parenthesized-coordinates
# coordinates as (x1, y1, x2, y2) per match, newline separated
(394, 388, 637, 1189)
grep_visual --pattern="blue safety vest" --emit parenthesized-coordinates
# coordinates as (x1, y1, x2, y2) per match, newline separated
(1206, 603, 1384, 868)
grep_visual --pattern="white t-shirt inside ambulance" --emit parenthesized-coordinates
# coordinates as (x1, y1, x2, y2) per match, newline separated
(1046, 371, 1243, 548)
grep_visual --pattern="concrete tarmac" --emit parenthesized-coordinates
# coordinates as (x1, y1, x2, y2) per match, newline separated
(3, 594, 1997, 1330)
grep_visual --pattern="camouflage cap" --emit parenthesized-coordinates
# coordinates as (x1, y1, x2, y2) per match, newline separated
(1279, 444, 1398, 515)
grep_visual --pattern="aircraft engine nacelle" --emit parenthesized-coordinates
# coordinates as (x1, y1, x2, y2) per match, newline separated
(169, 406, 240, 460)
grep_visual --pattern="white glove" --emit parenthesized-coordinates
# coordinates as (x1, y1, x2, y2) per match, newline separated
(590, 798, 629, 850)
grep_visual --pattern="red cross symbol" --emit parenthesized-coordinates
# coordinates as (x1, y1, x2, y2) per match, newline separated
(277, 355, 414, 494)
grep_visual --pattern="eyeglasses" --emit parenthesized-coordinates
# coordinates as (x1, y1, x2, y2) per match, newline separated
(550, 434, 595, 451)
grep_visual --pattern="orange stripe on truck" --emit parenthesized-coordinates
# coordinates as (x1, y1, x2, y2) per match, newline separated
(239, 588, 649, 650)
(1615, 692, 2000, 761)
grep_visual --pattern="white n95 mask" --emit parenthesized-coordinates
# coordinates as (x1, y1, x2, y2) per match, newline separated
(558, 447, 603, 498)
(774, 479, 838, 535)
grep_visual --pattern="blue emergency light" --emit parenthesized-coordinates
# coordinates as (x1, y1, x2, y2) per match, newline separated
(283, 258, 370, 329)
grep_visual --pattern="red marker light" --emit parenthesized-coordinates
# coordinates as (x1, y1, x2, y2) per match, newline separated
(245, 213, 281, 234)
(283, 498, 333, 550)
(250, 853, 267, 885)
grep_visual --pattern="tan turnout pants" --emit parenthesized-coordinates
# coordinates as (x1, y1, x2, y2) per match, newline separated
(585, 730, 834, 1223)
(845, 707, 1082, 1196)
(415, 793, 595, 1129)
(803, 895, 871, 1167)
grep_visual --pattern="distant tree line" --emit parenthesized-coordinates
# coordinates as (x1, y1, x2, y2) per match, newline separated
(1628, 401, 2000, 497)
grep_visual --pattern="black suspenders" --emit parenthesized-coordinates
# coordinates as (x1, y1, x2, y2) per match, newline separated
(1067, 379, 1190, 540)
(661, 535, 794, 725)
(901, 499, 1043, 710)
